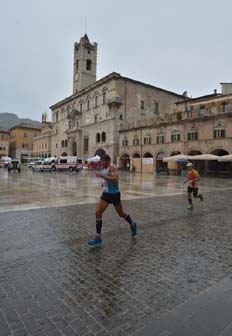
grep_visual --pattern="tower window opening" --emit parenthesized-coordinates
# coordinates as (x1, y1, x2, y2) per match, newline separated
(86, 59, 92, 71)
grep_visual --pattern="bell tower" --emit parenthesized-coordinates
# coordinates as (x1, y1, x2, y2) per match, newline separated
(73, 34, 97, 94)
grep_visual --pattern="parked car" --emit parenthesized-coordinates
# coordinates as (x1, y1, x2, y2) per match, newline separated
(28, 160, 39, 168)
(32, 160, 44, 172)
(8, 160, 21, 172)
(0, 157, 12, 168)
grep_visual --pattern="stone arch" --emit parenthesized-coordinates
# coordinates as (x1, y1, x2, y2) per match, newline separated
(208, 148, 231, 175)
(208, 148, 230, 156)
(187, 149, 202, 156)
(132, 152, 140, 158)
(120, 153, 130, 170)
(169, 150, 182, 156)
(155, 151, 167, 173)
(143, 152, 153, 158)
(187, 149, 203, 171)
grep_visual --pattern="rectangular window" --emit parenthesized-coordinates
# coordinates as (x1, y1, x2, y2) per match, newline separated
(122, 139, 128, 146)
(171, 133, 181, 142)
(94, 96, 98, 108)
(186, 107, 193, 119)
(156, 135, 165, 144)
(176, 112, 182, 120)
(154, 102, 159, 114)
(84, 137, 89, 153)
(87, 100, 90, 111)
(199, 105, 206, 116)
(24, 132, 27, 138)
(144, 137, 151, 144)
(56, 112, 58, 122)
(214, 129, 226, 138)
(103, 92, 106, 104)
(141, 100, 144, 110)
(222, 102, 229, 113)
(80, 104, 82, 113)
(133, 138, 140, 146)
(188, 131, 198, 141)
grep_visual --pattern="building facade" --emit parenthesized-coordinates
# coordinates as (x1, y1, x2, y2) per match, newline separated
(9, 124, 41, 161)
(119, 83, 232, 173)
(32, 122, 52, 159)
(50, 35, 184, 163)
(0, 129, 10, 158)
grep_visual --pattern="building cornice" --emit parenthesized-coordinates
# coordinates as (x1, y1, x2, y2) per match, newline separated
(50, 73, 185, 110)
(119, 112, 232, 133)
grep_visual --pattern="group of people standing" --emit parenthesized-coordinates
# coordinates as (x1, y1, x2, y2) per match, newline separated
(88, 155, 203, 246)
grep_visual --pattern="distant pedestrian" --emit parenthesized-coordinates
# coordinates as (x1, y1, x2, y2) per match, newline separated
(88, 154, 137, 246)
(183, 162, 203, 210)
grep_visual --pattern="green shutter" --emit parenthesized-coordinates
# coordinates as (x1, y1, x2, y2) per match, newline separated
(214, 130, 217, 138)
(188, 133, 190, 141)
(221, 130, 225, 138)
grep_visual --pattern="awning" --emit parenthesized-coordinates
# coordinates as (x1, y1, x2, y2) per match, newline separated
(189, 154, 219, 161)
(217, 154, 232, 162)
(163, 154, 189, 163)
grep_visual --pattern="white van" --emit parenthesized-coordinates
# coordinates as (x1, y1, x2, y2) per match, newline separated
(40, 157, 57, 172)
(55, 156, 82, 172)
(0, 157, 12, 168)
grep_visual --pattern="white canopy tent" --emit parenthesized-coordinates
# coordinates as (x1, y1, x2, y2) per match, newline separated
(217, 154, 232, 162)
(189, 154, 219, 161)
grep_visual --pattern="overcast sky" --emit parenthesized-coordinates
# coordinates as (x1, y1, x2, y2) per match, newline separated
(0, 0, 231, 122)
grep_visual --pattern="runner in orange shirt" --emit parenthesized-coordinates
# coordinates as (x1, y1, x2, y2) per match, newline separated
(183, 162, 203, 210)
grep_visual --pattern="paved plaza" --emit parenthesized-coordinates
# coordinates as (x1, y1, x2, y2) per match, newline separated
(0, 168, 232, 335)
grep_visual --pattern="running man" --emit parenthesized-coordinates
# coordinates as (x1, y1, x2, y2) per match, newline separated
(88, 154, 137, 246)
(183, 162, 203, 210)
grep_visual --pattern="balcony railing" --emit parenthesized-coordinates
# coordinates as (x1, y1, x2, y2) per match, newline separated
(107, 96, 122, 106)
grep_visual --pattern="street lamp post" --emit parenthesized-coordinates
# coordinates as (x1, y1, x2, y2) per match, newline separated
(140, 128, 142, 173)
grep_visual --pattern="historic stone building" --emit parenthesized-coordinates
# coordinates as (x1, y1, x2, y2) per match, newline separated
(9, 124, 41, 161)
(50, 34, 184, 163)
(0, 129, 10, 158)
(119, 83, 232, 173)
(32, 122, 52, 159)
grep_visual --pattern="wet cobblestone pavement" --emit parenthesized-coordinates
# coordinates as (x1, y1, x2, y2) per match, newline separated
(0, 180, 232, 335)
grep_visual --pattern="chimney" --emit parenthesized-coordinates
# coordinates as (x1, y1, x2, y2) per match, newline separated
(214, 89, 217, 94)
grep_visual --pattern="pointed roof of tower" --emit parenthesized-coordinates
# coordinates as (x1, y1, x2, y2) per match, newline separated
(82, 34, 90, 42)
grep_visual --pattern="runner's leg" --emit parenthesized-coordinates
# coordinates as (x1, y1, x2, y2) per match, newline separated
(187, 187, 193, 209)
(95, 199, 109, 238)
(193, 188, 203, 201)
(114, 202, 137, 236)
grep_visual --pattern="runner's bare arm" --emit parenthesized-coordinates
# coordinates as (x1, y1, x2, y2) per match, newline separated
(96, 165, 118, 182)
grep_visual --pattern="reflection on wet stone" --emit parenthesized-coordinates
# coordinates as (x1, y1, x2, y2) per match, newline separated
(0, 169, 232, 334)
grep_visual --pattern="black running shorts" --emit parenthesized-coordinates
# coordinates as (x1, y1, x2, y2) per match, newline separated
(100, 192, 121, 206)
(188, 187, 198, 197)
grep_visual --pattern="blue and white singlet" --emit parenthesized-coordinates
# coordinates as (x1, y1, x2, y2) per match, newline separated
(102, 167, 119, 194)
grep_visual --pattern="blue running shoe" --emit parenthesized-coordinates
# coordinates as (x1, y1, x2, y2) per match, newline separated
(88, 237, 102, 246)
(131, 222, 137, 238)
